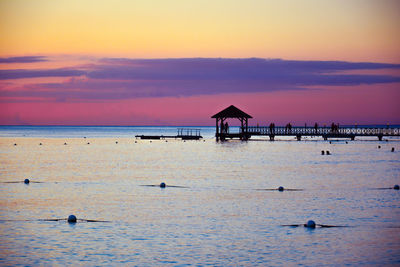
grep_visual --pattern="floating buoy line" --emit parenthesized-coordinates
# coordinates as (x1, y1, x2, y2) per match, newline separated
(4, 217, 396, 229)
(256, 186, 303, 192)
(0, 181, 398, 228)
(0, 215, 110, 224)
(3, 179, 398, 192)
(372, 185, 399, 190)
(1, 178, 43, 184)
(140, 182, 189, 188)
(282, 220, 350, 228)
(2, 179, 398, 229)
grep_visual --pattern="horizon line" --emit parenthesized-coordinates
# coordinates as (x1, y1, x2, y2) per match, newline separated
(1, 124, 399, 127)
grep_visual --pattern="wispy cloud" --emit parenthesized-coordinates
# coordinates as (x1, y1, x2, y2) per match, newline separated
(99, 57, 400, 73)
(0, 56, 48, 63)
(88, 58, 400, 86)
(0, 68, 86, 80)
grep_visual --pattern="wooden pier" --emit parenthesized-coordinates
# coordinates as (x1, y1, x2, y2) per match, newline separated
(136, 128, 203, 140)
(244, 126, 399, 141)
(212, 105, 400, 141)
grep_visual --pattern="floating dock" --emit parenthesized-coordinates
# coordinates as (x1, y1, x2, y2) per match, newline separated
(136, 128, 203, 140)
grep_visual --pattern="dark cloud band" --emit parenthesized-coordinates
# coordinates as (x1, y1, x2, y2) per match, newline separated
(1, 57, 399, 101)
(0, 56, 48, 63)
(0, 68, 86, 80)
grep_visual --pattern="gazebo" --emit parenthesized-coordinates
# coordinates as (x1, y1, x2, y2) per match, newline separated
(211, 105, 253, 141)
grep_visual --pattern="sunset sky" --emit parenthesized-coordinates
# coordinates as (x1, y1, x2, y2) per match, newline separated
(1, 0, 399, 125)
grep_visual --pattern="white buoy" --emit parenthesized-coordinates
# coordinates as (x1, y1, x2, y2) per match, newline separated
(278, 186, 284, 192)
(160, 182, 166, 188)
(24, 178, 30, 184)
(305, 220, 316, 228)
(67, 215, 77, 223)
(394, 185, 399, 190)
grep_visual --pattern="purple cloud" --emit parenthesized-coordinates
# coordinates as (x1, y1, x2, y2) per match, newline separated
(0, 68, 86, 80)
(95, 57, 400, 76)
(88, 58, 400, 84)
(1, 58, 399, 101)
(0, 56, 48, 63)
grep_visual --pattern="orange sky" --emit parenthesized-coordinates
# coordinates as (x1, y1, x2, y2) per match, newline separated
(1, 0, 399, 62)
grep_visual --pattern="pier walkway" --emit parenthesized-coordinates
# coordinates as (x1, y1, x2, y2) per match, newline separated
(235, 126, 400, 141)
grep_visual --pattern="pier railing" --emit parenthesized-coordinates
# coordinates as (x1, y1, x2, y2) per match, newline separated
(244, 126, 400, 136)
(177, 128, 202, 137)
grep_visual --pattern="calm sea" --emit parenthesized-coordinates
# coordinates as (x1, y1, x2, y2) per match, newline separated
(0, 126, 399, 266)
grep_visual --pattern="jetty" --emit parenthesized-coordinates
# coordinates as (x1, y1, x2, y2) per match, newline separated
(136, 128, 203, 140)
(212, 105, 400, 141)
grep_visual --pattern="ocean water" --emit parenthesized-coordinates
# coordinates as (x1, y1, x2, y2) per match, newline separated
(0, 126, 399, 266)
(0, 126, 217, 138)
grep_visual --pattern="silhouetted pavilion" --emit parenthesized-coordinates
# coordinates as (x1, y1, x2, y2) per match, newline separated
(211, 105, 253, 141)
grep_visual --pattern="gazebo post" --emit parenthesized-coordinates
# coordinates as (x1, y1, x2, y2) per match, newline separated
(239, 118, 244, 140)
(220, 118, 225, 141)
(216, 117, 219, 141)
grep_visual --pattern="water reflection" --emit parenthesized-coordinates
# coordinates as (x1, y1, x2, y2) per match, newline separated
(0, 137, 399, 265)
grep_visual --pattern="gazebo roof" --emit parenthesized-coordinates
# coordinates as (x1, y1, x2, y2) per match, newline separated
(211, 105, 253, 119)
